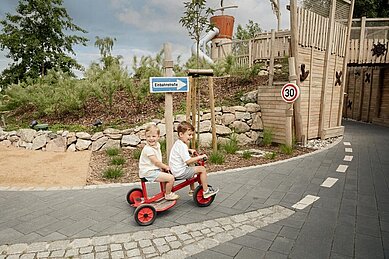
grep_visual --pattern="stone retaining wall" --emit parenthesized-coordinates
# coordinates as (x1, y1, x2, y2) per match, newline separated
(0, 103, 263, 152)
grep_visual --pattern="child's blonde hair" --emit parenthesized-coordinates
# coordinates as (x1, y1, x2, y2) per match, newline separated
(145, 124, 160, 135)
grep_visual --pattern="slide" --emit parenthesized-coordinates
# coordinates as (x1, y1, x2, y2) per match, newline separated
(191, 27, 219, 64)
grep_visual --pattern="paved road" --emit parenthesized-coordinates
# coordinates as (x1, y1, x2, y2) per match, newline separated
(0, 120, 388, 258)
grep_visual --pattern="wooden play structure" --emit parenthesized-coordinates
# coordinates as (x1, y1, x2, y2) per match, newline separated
(211, 0, 357, 144)
(343, 17, 389, 126)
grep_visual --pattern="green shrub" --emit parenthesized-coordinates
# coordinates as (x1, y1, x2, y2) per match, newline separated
(132, 149, 142, 160)
(103, 166, 123, 179)
(262, 129, 273, 146)
(280, 144, 294, 155)
(242, 150, 252, 159)
(209, 151, 225, 164)
(264, 151, 277, 160)
(111, 156, 126, 166)
(223, 135, 239, 154)
(159, 138, 167, 156)
(106, 147, 120, 157)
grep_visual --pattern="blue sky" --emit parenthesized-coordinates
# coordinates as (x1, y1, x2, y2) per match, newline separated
(0, 0, 290, 77)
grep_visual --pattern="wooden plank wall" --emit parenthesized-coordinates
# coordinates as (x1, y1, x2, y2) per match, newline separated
(257, 86, 288, 143)
(344, 66, 389, 126)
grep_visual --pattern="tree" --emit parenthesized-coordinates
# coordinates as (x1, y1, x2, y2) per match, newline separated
(94, 36, 119, 68)
(353, 0, 389, 18)
(234, 20, 262, 40)
(0, 0, 88, 88)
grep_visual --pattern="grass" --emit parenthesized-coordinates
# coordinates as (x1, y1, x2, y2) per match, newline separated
(106, 147, 120, 157)
(132, 149, 142, 160)
(209, 151, 225, 164)
(280, 144, 294, 155)
(242, 150, 252, 159)
(264, 151, 277, 160)
(110, 156, 126, 166)
(103, 166, 124, 179)
(262, 128, 273, 146)
(222, 135, 239, 154)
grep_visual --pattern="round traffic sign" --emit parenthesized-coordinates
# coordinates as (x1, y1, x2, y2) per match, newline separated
(281, 83, 300, 103)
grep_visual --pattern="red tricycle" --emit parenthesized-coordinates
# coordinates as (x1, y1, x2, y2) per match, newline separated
(126, 154, 216, 226)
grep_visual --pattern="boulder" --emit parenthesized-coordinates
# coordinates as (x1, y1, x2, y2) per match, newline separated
(157, 124, 166, 136)
(221, 114, 235, 125)
(245, 103, 261, 113)
(122, 134, 141, 147)
(76, 132, 91, 140)
(231, 121, 250, 133)
(46, 137, 67, 152)
(103, 128, 121, 135)
(101, 139, 121, 150)
(67, 144, 76, 152)
(200, 120, 211, 133)
(91, 136, 108, 151)
(199, 133, 213, 147)
(216, 125, 232, 135)
(32, 135, 47, 150)
(76, 139, 91, 151)
(17, 129, 36, 143)
(240, 90, 258, 103)
(91, 132, 104, 141)
(236, 133, 253, 146)
(251, 114, 263, 130)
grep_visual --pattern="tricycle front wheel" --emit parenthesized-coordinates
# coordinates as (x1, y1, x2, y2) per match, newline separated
(134, 204, 157, 226)
(193, 185, 215, 207)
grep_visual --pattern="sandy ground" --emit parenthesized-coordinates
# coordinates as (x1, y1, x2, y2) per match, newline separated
(0, 145, 91, 187)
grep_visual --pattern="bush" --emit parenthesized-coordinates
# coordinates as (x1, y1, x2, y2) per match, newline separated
(103, 166, 124, 179)
(264, 151, 277, 160)
(223, 135, 239, 154)
(132, 149, 142, 160)
(209, 151, 225, 164)
(262, 129, 273, 146)
(111, 156, 126, 166)
(106, 147, 120, 157)
(280, 144, 294, 155)
(242, 150, 252, 159)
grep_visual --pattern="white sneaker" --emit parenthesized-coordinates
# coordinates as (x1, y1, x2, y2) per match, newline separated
(188, 190, 194, 197)
(203, 187, 219, 198)
(165, 192, 180, 200)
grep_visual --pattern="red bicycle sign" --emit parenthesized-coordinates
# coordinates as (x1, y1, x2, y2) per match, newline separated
(281, 83, 300, 103)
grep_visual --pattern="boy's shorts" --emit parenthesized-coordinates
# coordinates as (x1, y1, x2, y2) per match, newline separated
(145, 169, 162, 182)
(175, 167, 196, 180)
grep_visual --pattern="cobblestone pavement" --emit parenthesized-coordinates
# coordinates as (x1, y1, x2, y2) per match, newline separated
(0, 120, 388, 259)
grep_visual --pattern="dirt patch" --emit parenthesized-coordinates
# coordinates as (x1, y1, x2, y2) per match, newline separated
(0, 145, 91, 187)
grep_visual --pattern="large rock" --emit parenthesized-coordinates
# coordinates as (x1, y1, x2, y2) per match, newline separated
(157, 124, 166, 136)
(235, 112, 251, 121)
(251, 114, 263, 130)
(175, 114, 186, 122)
(76, 132, 91, 140)
(67, 144, 76, 152)
(32, 135, 47, 150)
(105, 133, 122, 140)
(91, 136, 108, 151)
(199, 120, 211, 133)
(240, 90, 258, 103)
(91, 132, 104, 141)
(236, 133, 253, 146)
(231, 121, 250, 133)
(18, 129, 36, 143)
(215, 125, 232, 135)
(101, 139, 121, 150)
(76, 139, 91, 151)
(104, 128, 121, 135)
(46, 137, 67, 152)
(121, 134, 141, 147)
(222, 106, 235, 113)
(199, 133, 213, 147)
(245, 103, 261, 113)
(221, 114, 235, 125)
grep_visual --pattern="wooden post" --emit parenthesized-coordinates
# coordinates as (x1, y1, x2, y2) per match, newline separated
(358, 17, 366, 64)
(290, 0, 304, 144)
(319, 0, 337, 139)
(286, 57, 297, 146)
(164, 43, 174, 162)
(338, 0, 355, 125)
(208, 77, 217, 152)
(268, 29, 276, 87)
(191, 78, 197, 149)
(186, 77, 193, 123)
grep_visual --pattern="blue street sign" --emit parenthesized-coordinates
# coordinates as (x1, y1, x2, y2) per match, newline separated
(150, 77, 189, 93)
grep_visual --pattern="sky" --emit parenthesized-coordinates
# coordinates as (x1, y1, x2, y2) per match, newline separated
(0, 0, 290, 77)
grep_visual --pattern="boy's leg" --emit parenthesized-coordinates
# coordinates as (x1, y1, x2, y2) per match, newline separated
(156, 172, 174, 194)
(194, 166, 208, 192)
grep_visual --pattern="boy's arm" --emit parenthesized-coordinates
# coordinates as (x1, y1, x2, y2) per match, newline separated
(149, 155, 170, 171)
(185, 154, 207, 165)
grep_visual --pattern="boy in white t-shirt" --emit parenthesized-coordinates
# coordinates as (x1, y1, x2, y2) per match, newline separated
(139, 124, 179, 200)
(169, 121, 218, 198)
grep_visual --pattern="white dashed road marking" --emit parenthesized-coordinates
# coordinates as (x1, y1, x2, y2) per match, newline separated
(320, 177, 338, 188)
(292, 195, 320, 210)
(336, 165, 349, 173)
(344, 155, 353, 162)
(345, 148, 353, 153)
(343, 142, 351, 146)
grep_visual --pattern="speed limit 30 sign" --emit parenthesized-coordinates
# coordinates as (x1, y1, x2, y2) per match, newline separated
(281, 83, 300, 103)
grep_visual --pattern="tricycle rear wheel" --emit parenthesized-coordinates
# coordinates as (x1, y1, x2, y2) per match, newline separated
(126, 188, 143, 205)
(193, 185, 215, 207)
